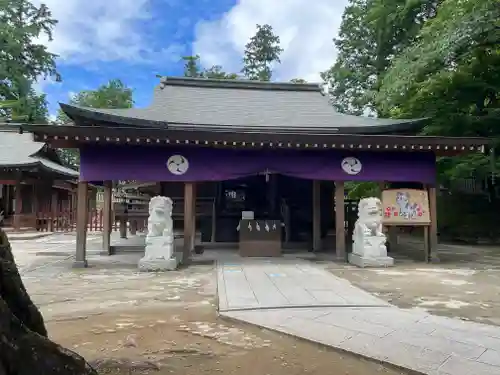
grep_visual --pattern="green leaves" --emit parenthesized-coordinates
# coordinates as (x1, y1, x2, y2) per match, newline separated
(242, 24, 283, 81)
(377, 0, 500, 112)
(322, 0, 440, 115)
(56, 79, 134, 124)
(0, 0, 58, 123)
(326, 0, 499, 184)
(182, 55, 239, 79)
(182, 24, 282, 82)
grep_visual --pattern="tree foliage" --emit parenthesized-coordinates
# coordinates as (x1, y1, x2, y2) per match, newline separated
(0, 0, 58, 123)
(56, 79, 134, 124)
(242, 24, 283, 81)
(181, 55, 238, 79)
(321, 0, 440, 115)
(376, 0, 500, 182)
(55, 79, 134, 167)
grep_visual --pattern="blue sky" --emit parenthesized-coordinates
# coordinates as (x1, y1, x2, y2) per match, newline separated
(34, 0, 348, 118)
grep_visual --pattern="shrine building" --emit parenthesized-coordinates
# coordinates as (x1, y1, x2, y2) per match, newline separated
(0, 129, 80, 231)
(15, 77, 490, 267)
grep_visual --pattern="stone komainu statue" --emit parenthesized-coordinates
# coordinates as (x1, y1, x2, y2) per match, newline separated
(352, 197, 387, 258)
(146, 196, 173, 245)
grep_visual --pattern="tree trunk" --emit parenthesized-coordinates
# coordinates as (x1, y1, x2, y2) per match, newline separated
(0, 228, 98, 375)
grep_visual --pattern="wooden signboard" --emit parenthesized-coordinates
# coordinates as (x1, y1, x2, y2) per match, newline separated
(382, 189, 430, 226)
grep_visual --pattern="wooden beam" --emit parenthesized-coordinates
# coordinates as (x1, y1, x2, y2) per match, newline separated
(102, 181, 113, 255)
(211, 199, 217, 243)
(50, 191, 58, 232)
(191, 183, 197, 252)
(335, 181, 346, 261)
(12, 178, 22, 231)
(74, 181, 89, 268)
(183, 182, 195, 264)
(428, 185, 439, 262)
(312, 180, 321, 251)
(119, 216, 127, 239)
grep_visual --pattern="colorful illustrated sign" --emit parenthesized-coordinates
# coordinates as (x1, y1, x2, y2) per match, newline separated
(381, 189, 430, 225)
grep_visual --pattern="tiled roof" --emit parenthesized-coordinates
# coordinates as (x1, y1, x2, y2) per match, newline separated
(60, 77, 426, 134)
(0, 130, 78, 177)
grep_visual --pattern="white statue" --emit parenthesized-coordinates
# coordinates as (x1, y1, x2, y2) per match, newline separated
(146, 196, 173, 245)
(349, 197, 394, 267)
(138, 196, 178, 271)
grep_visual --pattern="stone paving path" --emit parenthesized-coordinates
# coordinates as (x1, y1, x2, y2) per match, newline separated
(217, 258, 389, 311)
(217, 259, 500, 375)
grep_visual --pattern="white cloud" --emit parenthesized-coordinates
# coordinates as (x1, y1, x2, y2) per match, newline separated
(32, 0, 184, 65)
(193, 0, 348, 83)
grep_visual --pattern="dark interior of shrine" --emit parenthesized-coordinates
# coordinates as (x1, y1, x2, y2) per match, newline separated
(203, 174, 334, 243)
(157, 176, 426, 247)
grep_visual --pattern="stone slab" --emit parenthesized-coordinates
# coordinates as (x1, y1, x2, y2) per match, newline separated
(348, 253, 394, 268)
(221, 307, 500, 375)
(217, 258, 500, 375)
(217, 258, 390, 311)
(138, 257, 178, 271)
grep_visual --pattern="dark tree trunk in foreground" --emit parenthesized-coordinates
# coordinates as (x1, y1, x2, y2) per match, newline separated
(0, 228, 98, 375)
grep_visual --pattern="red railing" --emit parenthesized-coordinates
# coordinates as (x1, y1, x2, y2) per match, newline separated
(34, 210, 147, 232)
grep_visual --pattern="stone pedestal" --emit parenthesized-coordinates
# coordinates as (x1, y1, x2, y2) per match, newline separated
(138, 237, 178, 271)
(348, 253, 394, 268)
(138, 257, 178, 271)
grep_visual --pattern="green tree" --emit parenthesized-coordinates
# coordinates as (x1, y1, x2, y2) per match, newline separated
(203, 65, 238, 79)
(242, 24, 283, 81)
(56, 79, 134, 124)
(321, 0, 440, 115)
(377, 0, 500, 182)
(56, 79, 134, 166)
(182, 55, 203, 77)
(0, 0, 59, 121)
(182, 55, 238, 79)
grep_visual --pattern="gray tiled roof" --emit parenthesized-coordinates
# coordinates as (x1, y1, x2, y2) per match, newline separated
(0, 130, 78, 177)
(60, 77, 426, 133)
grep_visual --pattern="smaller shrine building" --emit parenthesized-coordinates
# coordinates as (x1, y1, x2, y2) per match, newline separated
(0, 129, 80, 231)
(16, 77, 490, 267)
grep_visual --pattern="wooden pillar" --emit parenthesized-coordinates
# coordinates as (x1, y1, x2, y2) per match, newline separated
(119, 216, 127, 239)
(13, 179, 22, 231)
(50, 190, 58, 232)
(74, 181, 89, 268)
(183, 182, 195, 264)
(379, 182, 396, 251)
(211, 199, 217, 243)
(312, 180, 321, 251)
(102, 181, 113, 255)
(428, 185, 439, 262)
(71, 191, 77, 211)
(31, 184, 39, 231)
(335, 181, 346, 261)
(378, 182, 386, 196)
(32, 184, 39, 214)
(130, 220, 137, 235)
(191, 183, 197, 251)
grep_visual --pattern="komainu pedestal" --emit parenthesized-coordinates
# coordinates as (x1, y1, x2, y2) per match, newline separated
(138, 196, 179, 271)
(348, 197, 394, 268)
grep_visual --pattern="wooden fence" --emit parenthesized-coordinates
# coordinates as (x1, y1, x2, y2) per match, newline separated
(34, 209, 147, 232)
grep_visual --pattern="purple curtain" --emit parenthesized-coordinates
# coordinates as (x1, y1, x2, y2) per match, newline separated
(79, 145, 436, 183)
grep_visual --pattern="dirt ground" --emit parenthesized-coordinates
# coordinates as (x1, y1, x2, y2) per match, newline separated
(15, 235, 408, 375)
(327, 238, 500, 326)
(48, 304, 408, 375)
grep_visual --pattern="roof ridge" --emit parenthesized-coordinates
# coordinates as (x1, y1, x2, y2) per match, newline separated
(159, 76, 322, 92)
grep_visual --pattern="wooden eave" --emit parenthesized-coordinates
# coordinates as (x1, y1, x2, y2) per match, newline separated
(17, 124, 490, 156)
